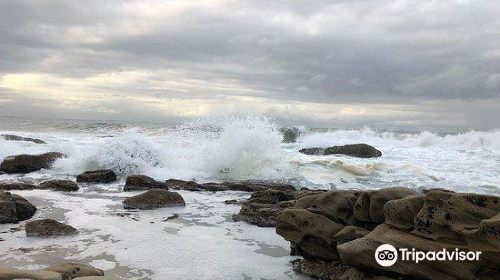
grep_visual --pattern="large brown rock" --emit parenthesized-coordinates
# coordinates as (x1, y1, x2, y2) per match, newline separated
(276, 209, 344, 260)
(1, 134, 46, 144)
(166, 179, 295, 192)
(353, 187, 419, 224)
(334, 225, 371, 244)
(413, 190, 500, 245)
(26, 219, 78, 237)
(383, 194, 424, 230)
(308, 190, 360, 225)
(76, 170, 116, 183)
(338, 223, 500, 280)
(0, 268, 62, 280)
(46, 263, 103, 280)
(39, 180, 79, 192)
(299, 144, 382, 158)
(0, 152, 64, 174)
(123, 189, 185, 210)
(123, 175, 169, 191)
(0, 190, 37, 223)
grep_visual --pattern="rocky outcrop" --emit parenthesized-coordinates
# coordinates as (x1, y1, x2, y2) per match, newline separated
(275, 188, 500, 280)
(0, 263, 104, 280)
(0, 182, 38, 190)
(0, 152, 64, 174)
(26, 219, 78, 237)
(123, 175, 169, 191)
(1, 134, 46, 144)
(123, 189, 185, 210)
(299, 144, 382, 158)
(165, 179, 295, 192)
(76, 170, 116, 183)
(0, 190, 37, 223)
(39, 180, 79, 192)
(46, 263, 104, 280)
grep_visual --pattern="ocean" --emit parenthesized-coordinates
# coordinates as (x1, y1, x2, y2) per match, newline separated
(0, 116, 499, 279)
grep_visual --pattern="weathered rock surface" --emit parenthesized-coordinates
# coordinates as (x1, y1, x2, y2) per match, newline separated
(0, 182, 38, 190)
(383, 194, 424, 230)
(0, 268, 62, 280)
(299, 144, 382, 158)
(0, 152, 64, 174)
(76, 170, 116, 183)
(1, 134, 46, 144)
(73, 277, 120, 280)
(334, 225, 371, 244)
(123, 189, 185, 210)
(165, 179, 295, 192)
(26, 219, 78, 237)
(124, 175, 169, 191)
(46, 263, 104, 280)
(0, 190, 37, 223)
(39, 180, 79, 192)
(308, 190, 361, 225)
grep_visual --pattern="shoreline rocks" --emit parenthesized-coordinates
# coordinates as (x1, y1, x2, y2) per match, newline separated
(165, 179, 295, 193)
(1, 134, 46, 144)
(123, 175, 169, 191)
(0, 190, 37, 224)
(26, 219, 78, 237)
(270, 187, 500, 280)
(123, 189, 186, 210)
(0, 262, 104, 280)
(76, 170, 116, 183)
(39, 180, 79, 192)
(299, 143, 382, 158)
(0, 152, 64, 174)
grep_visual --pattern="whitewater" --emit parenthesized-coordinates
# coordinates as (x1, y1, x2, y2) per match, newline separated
(0, 116, 499, 279)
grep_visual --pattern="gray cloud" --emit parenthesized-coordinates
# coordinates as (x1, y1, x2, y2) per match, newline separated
(0, 0, 499, 131)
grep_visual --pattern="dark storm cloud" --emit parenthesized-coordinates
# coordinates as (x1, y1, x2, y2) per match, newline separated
(0, 0, 499, 130)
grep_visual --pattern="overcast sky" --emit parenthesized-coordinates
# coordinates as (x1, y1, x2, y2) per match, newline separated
(0, 0, 499, 131)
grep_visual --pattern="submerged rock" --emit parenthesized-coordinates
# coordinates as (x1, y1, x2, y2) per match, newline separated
(0, 152, 64, 174)
(0, 191, 37, 223)
(123, 189, 185, 210)
(1, 134, 46, 144)
(26, 219, 78, 237)
(166, 179, 295, 193)
(46, 263, 104, 279)
(39, 180, 79, 192)
(0, 182, 38, 190)
(124, 175, 169, 191)
(299, 143, 382, 158)
(76, 170, 116, 183)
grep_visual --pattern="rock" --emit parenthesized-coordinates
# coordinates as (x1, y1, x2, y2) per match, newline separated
(0, 268, 62, 280)
(165, 179, 295, 192)
(340, 268, 401, 280)
(324, 144, 382, 158)
(413, 190, 500, 245)
(1, 134, 46, 144)
(280, 127, 300, 143)
(73, 277, 120, 280)
(383, 194, 424, 230)
(334, 225, 371, 244)
(337, 223, 499, 280)
(46, 263, 103, 280)
(224, 199, 239, 204)
(0, 152, 64, 174)
(76, 170, 116, 183)
(291, 259, 348, 280)
(299, 144, 382, 158)
(299, 148, 324, 155)
(353, 187, 419, 224)
(26, 219, 78, 237)
(123, 175, 169, 191)
(0, 191, 37, 223)
(123, 189, 185, 210)
(0, 182, 38, 190)
(276, 209, 344, 260)
(308, 190, 360, 225)
(39, 180, 79, 192)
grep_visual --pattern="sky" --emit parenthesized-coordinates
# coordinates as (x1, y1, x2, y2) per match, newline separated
(0, 0, 499, 131)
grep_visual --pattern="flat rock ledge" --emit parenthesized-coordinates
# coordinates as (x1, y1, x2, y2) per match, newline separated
(0, 180, 79, 192)
(299, 143, 382, 158)
(269, 187, 500, 280)
(76, 170, 117, 183)
(26, 219, 78, 237)
(1, 134, 46, 144)
(123, 189, 186, 210)
(0, 262, 104, 280)
(0, 152, 65, 174)
(123, 175, 170, 191)
(164, 179, 295, 193)
(0, 190, 37, 224)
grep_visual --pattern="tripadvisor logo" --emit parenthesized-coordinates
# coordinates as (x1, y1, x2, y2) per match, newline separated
(375, 244, 482, 267)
